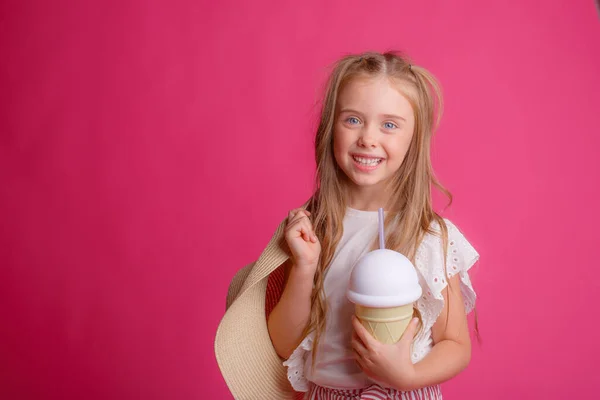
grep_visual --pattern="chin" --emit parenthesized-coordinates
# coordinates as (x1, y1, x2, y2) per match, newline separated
(349, 176, 384, 188)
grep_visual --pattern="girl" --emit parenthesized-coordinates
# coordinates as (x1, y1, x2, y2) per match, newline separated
(215, 51, 480, 400)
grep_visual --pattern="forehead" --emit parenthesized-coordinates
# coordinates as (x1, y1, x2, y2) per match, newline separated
(337, 76, 415, 119)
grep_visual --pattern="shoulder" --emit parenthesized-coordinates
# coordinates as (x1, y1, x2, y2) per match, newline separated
(424, 218, 462, 238)
(417, 218, 480, 276)
(420, 218, 476, 251)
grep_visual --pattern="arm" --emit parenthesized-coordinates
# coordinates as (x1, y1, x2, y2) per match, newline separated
(268, 207, 320, 359)
(267, 259, 315, 359)
(409, 274, 472, 389)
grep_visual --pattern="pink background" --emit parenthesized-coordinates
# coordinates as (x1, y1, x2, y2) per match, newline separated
(1, 1, 599, 399)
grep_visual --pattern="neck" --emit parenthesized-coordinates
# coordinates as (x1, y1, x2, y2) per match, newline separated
(346, 183, 389, 211)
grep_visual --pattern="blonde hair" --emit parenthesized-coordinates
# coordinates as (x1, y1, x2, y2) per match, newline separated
(303, 51, 460, 362)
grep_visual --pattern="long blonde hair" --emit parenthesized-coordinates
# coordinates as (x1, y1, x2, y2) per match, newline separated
(304, 51, 457, 361)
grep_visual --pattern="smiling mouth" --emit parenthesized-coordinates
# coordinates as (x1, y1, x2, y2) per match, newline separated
(352, 155, 384, 166)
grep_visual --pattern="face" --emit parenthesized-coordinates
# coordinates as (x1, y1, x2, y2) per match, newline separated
(333, 76, 416, 194)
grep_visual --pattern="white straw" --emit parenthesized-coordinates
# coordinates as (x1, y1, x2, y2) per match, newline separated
(378, 207, 385, 249)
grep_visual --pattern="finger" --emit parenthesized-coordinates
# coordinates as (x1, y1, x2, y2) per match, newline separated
(352, 346, 374, 376)
(287, 208, 309, 222)
(293, 210, 314, 226)
(287, 216, 316, 241)
(285, 215, 310, 233)
(301, 223, 318, 243)
(285, 215, 318, 243)
(399, 317, 420, 344)
(352, 315, 376, 350)
(288, 222, 314, 245)
(299, 225, 311, 242)
(288, 209, 299, 221)
(288, 211, 310, 226)
(350, 332, 367, 350)
(354, 351, 368, 371)
(351, 333, 368, 357)
(352, 331, 366, 348)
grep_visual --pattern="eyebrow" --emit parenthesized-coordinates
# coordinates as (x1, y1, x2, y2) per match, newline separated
(339, 108, 407, 122)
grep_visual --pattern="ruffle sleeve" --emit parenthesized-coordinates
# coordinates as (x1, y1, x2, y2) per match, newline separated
(282, 331, 315, 392)
(413, 219, 480, 345)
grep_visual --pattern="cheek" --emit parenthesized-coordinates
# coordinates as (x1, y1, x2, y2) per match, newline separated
(333, 129, 350, 158)
(386, 137, 412, 162)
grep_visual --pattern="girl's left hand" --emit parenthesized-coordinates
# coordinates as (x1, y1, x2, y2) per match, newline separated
(351, 315, 420, 391)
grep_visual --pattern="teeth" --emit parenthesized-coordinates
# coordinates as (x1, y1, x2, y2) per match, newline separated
(353, 156, 381, 166)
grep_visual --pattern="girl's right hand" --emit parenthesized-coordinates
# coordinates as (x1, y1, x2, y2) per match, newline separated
(284, 208, 321, 274)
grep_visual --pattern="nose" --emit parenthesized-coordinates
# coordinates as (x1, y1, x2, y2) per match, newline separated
(357, 126, 377, 148)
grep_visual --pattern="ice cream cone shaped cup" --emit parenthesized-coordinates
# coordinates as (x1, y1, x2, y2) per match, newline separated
(347, 249, 422, 344)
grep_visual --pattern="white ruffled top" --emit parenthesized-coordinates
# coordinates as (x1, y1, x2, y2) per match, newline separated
(283, 208, 479, 391)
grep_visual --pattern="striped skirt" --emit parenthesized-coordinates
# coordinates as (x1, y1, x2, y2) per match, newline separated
(304, 383, 442, 400)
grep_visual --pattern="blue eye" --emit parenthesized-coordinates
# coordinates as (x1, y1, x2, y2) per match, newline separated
(346, 117, 360, 125)
(384, 122, 397, 129)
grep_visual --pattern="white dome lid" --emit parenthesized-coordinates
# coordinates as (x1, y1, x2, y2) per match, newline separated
(347, 249, 422, 307)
